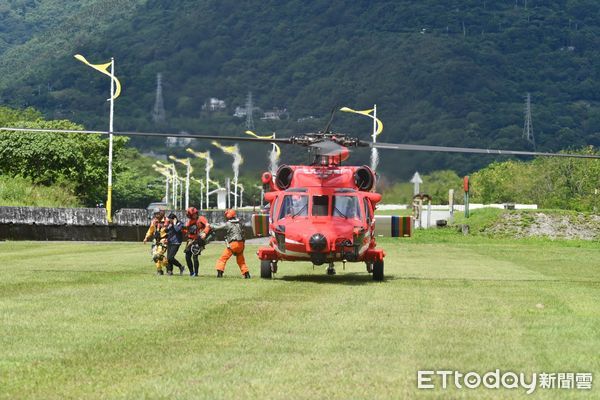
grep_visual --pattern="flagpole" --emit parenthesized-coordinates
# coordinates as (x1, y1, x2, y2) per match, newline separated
(185, 160, 190, 210)
(107, 58, 115, 223)
(206, 151, 210, 209)
(372, 104, 377, 144)
(200, 179, 203, 209)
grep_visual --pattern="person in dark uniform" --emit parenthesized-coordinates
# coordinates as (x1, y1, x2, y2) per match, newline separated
(165, 213, 185, 275)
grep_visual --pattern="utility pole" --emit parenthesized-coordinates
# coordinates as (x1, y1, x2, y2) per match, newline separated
(245, 91, 254, 130)
(523, 93, 536, 150)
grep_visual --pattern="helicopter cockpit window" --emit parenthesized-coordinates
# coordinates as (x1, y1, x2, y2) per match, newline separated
(333, 195, 361, 220)
(278, 194, 308, 219)
(312, 195, 329, 216)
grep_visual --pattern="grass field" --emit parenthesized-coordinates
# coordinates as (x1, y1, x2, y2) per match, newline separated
(0, 233, 598, 399)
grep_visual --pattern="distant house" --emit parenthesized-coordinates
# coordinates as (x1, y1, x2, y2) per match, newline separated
(297, 115, 315, 123)
(233, 105, 261, 118)
(202, 98, 226, 111)
(261, 108, 287, 120)
(166, 133, 192, 148)
(233, 106, 247, 118)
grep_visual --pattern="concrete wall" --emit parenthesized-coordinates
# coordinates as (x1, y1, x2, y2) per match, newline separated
(0, 207, 257, 241)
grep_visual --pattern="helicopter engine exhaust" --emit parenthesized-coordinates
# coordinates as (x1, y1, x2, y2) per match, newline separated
(275, 165, 293, 190)
(354, 166, 375, 191)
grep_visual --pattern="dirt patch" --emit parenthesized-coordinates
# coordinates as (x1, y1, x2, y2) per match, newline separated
(483, 212, 600, 240)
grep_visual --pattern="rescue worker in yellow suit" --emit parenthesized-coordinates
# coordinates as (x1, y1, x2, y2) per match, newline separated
(213, 209, 251, 279)
(143, 208, 170, 275)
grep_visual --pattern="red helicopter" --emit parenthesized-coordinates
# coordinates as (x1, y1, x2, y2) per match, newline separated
(3, 116, 599, 281)
(254, 133, 385, 279)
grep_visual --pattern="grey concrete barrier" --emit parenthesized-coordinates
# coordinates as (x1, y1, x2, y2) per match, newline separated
(0, 207, 260, 241)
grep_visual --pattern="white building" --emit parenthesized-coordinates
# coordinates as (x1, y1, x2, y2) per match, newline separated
(203, 98, 226, 111)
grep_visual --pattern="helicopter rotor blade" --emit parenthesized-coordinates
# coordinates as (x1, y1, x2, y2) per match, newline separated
(0, 127, 294, 144)
(3, 126, 597, 159)
(368, 141, 600, 160)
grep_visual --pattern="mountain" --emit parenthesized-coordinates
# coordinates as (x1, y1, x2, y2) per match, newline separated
(1, 0, 599, 179)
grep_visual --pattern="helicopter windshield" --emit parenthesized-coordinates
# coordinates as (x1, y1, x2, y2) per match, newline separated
(312, 195, 329, 216)
(332, 195, 361, 220)
(279, 194, 308, 219)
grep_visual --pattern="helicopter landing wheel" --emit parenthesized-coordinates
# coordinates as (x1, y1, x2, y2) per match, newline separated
(372, 260, 384, 281)
(326, 263, 336, 275)
(260, 260, 272, 279)
(270, 261, 278, 274)
(366, 262, 373, 273)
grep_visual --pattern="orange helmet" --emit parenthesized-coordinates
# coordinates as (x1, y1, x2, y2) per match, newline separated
(224, 209, 236, 220)
(186, 207, 198, 218)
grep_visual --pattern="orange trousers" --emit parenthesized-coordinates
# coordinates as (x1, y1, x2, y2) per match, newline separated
(216, 241, 248, 275)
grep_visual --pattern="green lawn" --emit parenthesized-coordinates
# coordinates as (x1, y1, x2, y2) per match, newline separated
(0, 235, 598, 399)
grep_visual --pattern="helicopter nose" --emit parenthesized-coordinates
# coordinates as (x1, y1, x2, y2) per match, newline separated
(309, 233, 327, 252)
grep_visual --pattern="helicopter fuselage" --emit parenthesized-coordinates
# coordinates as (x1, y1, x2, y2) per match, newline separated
(256, 164, 385, 266)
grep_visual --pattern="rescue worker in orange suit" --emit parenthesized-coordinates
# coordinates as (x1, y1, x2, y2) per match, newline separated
(143, 208, 170, 275)
(213, 209, 251, 279)
(183, 207, 211, 277)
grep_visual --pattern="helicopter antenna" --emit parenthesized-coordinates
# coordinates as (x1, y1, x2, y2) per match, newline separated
(322, 104, 338, 133)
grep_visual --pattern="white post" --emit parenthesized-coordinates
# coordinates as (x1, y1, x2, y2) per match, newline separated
(206, 151, 210, 209)
(226, 178, 231, 208)
(200, 180, 204, 210)
(179, 177, 183, 210)
(411, 172, 422, 196)
(106, 58, 115, 223)
(240, 186, 244, 208)
(372, 104, 377, 144)
(165, 175, 169, 203)
(185, 161, 190, 210)
(449, 189, 455, 224)
(427, 200, 432, 228)
(234, 176, 238, 209)
(172, 164, 177, 209)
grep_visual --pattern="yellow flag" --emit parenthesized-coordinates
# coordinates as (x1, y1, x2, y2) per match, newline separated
(186, 148, 214, 170)
(244, 130, 281, 159)
(340, 106, 383, 136)
(272, 143, 281, 158)
(212, 141, 239, 156)
(74, 54, 122, 100)
(244, 130, 274, 139)
(168, 155, 193, 173)
(152, 165, 171, 178)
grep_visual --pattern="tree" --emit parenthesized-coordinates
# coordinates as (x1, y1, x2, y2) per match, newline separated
(0, 106, 128, 205)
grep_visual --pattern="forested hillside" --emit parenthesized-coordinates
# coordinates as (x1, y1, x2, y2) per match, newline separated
(1, 0, 598, 179)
